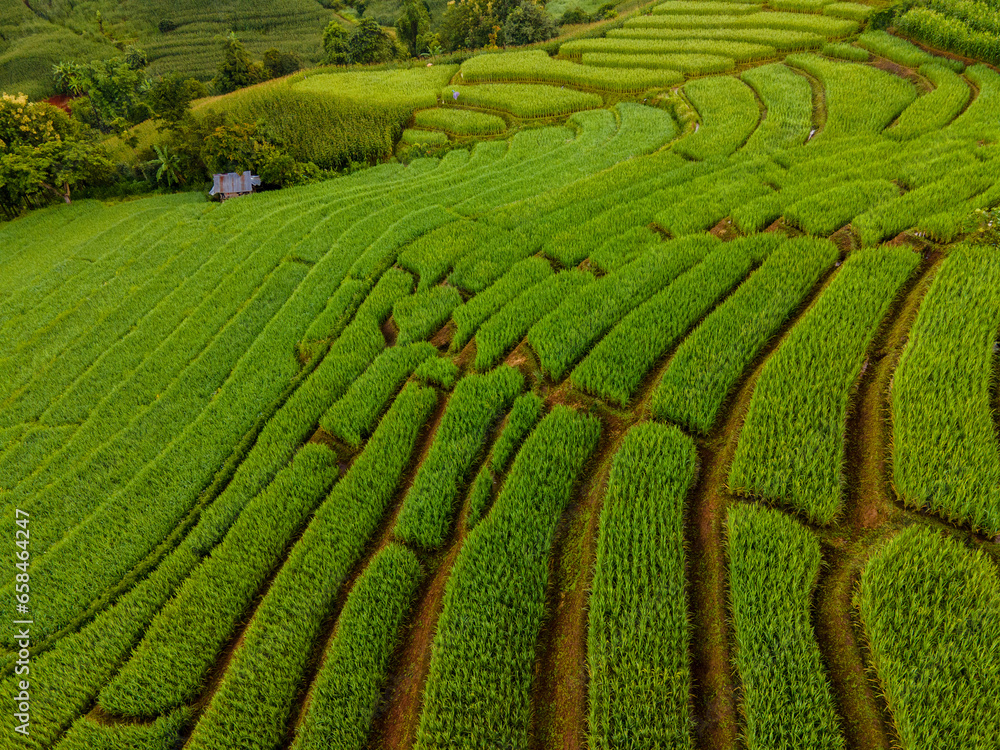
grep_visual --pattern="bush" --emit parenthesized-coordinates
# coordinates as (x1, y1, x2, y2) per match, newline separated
(559, 7, 591, 24)
(503, 1, 557, 46)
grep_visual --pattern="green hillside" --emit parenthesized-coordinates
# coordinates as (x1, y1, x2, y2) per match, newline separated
(1, 0, 1000, 749)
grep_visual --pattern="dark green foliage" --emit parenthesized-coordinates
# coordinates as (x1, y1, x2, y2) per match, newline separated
(263, 48, 303, 79)
(396, 0, 431, 57)
(727, 504, 845, 750)
(415, 406, 600, 750)
(860, 526, 1000, 750)
(503, 1, 557, 46)
(99, 445, 339, 716)
(323, 21, 352, 65)
(350, 18, 403, 64)
(214, 33, 266, 94)
(589, 422, 698, 750)
(395, 366, 524, 548)
(291, 544, 424, 750)
(559, 6, 591, 24)
(147, 73, 208, 126)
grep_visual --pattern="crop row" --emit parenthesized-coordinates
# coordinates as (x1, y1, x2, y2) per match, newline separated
(186, 382, 438, 750)
(674, 76, 761, 159)
(741, 63, 814, 153)
(528, 238, 715, 380)
(414, 406, 600, 749)
(784, 179, 900, 235)
(573, 234, 781, 405)
(561, 36, 777, 62)
(887, 63, 971, 140)
(393, 285, 463, 345)
(727, 505, 845, 749)
(635, 10, 859, 36)
(394, 366, 525, 549)
(442, 83, 603, 118)
(292, 543, 424, 750)
(856, 29, 964, 70)
(859, 526, 1000, 750)
(580, 51, 736, 74)
(896, 5, 1000, 65)
(98, 443, 340, 716)
(612, 24, 825, 50)
(588, 422, 699, 749)
(653, 237, 839, 434)
(413, 107, 507, 136)
(891, 245, 1000, 536)
(459, 50, 683, 93)
(728, 246, 920, 524)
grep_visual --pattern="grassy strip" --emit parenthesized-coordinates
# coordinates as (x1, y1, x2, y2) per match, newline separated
(726, 504, 846, 750)
(98, 444, 339, 716)
(946, 64, 1000, 142)
(414, 406, 601, 750)
(741, 63, 814, 153)
(856, 29, 959, 69)
(458, 50, 683, 92)
(821, 41, 869, 60)
(588, 422, 698, 750)
(580, 51, 735, 73)
(320, 343, 438, 446)
(561, 36, 776, 62)
(822, 1, 870, 20)
(896, 6, 1000, 67)
(674, 76, 760, 160)
(394, 285, 463, 345)
(572, 235, 781, 405)
(611, 25, 824, 49)
(58, 707, 195, 750)
(474, 270, 595, 371)
(652, 237, 839, 434)
(466, 392, 546, 530)
(859, 526, 1000, 749)
(887, 63, 972, 140)
(784, 179, 900, 235)
(728, 246, 920, 523)
(186, 382, 438, 750)
(442, 83, 603, 118)
(394, 366, 525, 549)
(891, 245, 1000, 536)
(291, 544, 424, 750)
(630, 10, 858, 35)
(528, 238, 715, 380)
(452, 257, 552, 351)
(414, 108, 507, 135)
(785, 54, 917, 141)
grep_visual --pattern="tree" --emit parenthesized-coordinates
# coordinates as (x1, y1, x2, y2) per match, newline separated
(322, 21, 352, 64)
(349, 18, 400, 64)
(201, 120, 304, 188)
(262, 49, 303, 79)
(0, 93, 112, 216)
(214, 32, 266, 94)
(502, 1, 556, 46)
(147, 74, 208, 127)
(395, 0, 430, 57)
(55, 57, 152, 134)
(151, 144, 184, 186)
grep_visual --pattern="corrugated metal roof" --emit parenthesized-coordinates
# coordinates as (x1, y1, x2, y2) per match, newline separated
(209, 171, 262, 196)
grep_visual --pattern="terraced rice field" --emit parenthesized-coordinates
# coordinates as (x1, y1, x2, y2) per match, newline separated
(1, 1, 999, 749)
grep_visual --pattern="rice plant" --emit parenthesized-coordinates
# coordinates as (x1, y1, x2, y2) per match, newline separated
(727, 246, 920, 523)
(561, 37, 777, 62)
(741, 63, 814, 153)
(394, 285, 463, 345)
(674, 76, 761, 159)
(887, 63, 972, 140)
(891, 245, 1000, 536)
(784, 179, 901, 235)
(442, 83, 603, 118)
(612, 25, 825, 50)
(414, 107, 507, 136)
(588, 422, 699, 750)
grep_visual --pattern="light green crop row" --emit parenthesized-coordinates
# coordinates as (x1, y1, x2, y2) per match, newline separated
(823, 1, 871, 20)
(291, 543, 424, 750)
(186, 382, 438, 750)
(452, 257, 553, 351)
(630, 10, 858, 36)
(859, 526, 1000, 750)
(98, 444, 339, 717)
(727, 504, 846, 750)
(394, 366, 524, 549)
(459, 50, 683, 92)
(475, 270, 595, 371)
(785, 54, 917, 141)
(465, 392, 545, 530)
(652, 237, 838, 434)
(820, 41, 870, 60)
(674, 76, 761, 160)
(580, 51, 736, 74)
(857, 30, 960, 69)
(414, 107, 507, 135)
(896, 6, 1000, 66)
(784, 179, 901, 235)
(653, 0, 760, 13)
(728, 246, 920, 523)
(771, 0, 835, 12)
(887, 63, 972, 140)
(414, 406, 601, 750)
(402, 129, 450, 146)
(612, 25, 824, 50)
(529, 238, 715, 380)
(321, 342, 437, 446)
(561, 36, 777, 62)
(394, 284, 463, 345)
(891, 246, 1000, 536)
(573, 235, 781, 406)
(741, 63, 814, 153)
(588, 422, 699, 750)
(442, 83, 603, 118)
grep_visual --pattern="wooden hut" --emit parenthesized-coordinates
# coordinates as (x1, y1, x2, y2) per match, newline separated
(209, 171, 262, 200)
